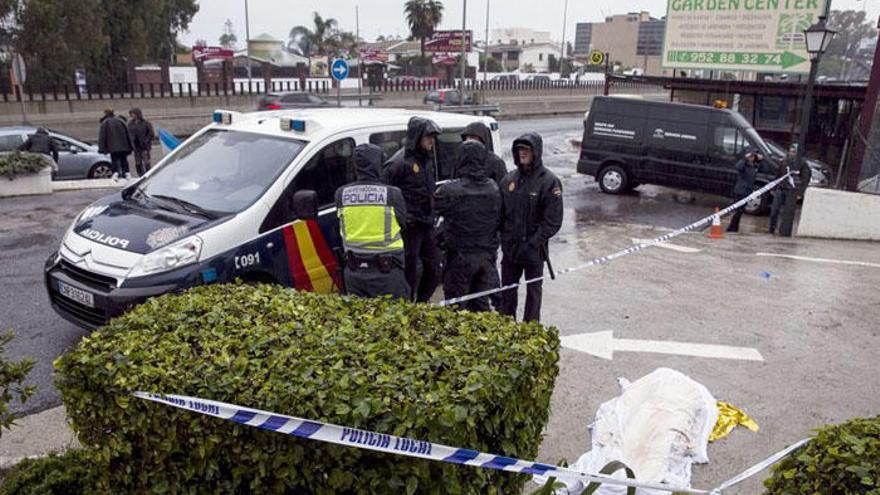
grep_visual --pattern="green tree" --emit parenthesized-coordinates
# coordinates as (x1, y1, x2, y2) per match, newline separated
(404, 0, 444, 64)
(219, 18, 237, 49)
(9, 0, 198, 86)
(821, 9, 877, 79)
(288, 12, 345, 57)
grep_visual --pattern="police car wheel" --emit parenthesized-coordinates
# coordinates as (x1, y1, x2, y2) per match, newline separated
(744, 187, 770, 215)
(89, 162, 113, 179)
(598, 165, 628, 194)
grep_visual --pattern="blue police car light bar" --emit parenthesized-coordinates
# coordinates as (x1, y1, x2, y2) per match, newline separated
(212, 112, 232, 125)
(281, 119, 306, 132)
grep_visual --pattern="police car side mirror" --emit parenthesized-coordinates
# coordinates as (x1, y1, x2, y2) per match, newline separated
(291, 190, 319, 220)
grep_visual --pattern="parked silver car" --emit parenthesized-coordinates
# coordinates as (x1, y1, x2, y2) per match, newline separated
(0, 126, 112, 180)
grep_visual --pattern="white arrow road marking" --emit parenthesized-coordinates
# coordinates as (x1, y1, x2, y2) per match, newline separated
(756, 252, 880, 269)
(631, 238, 702, 253)
(561, 331, 764, 362)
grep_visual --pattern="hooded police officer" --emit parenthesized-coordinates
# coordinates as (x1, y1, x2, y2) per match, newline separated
(335, 144, 409, 299)
(499, 133, 563, 323)
(436, 140, 502, 312)
(383, 116, 443, 302)
(459, 121, 507, 184)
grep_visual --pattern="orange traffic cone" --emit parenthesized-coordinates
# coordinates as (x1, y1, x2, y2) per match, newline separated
(707, 208, 724, 239)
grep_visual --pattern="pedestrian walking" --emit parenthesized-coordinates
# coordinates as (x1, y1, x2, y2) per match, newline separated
(383, 116, 443, 302)
(335, 144, 409, 299)
(18, 127, 59, 164)
(460, 122, 507, 184)
(499, 133, 564, 323)
(727, 149, 769, 233)
(436, 140, 502, 312)
(98, 108, 133, 181)
(128, 108, 155, 177)
(768, 145, 797, 235)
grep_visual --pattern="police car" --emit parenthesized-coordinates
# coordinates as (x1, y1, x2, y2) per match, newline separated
(45, 108, 500, 329)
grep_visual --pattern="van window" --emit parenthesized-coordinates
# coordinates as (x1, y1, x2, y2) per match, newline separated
(140, 130, 306, 215)
(370, 131, 406, 161)
(261, 138, 356, 233)
(713, 127, 748, 157)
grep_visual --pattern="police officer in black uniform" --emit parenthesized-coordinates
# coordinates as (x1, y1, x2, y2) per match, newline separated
(383, 116, 442, 302)
(335, 144, 409, 299)
(460, 122, 507, 184)
(436, 140, 502, 312)
(499, 133, 564, 323)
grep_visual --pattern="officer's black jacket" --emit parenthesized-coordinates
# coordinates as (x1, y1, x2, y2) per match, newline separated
(499, 133, 564, 265)
(19, 129, 59, 163)
(382, 116, 442, 226)
(459, 121, 508, 185)
(435, 141, 502, 255)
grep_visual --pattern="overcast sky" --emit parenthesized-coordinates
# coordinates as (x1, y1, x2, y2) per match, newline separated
(179, 0, 879, 48)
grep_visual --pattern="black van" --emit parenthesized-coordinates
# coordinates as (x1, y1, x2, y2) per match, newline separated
(577, 97, 779, 214)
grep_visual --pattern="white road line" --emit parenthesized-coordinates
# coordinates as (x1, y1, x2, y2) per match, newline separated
(561, 331, 764, 362)
(756, 252, 880, 269)
(631, 238, 702, 253)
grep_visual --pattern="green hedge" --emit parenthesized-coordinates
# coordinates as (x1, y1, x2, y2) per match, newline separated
(0, 450, 94, 495)
(0, 152, 50, 180)
(56, 283, 560, 494)
(764, 416, 880, 494)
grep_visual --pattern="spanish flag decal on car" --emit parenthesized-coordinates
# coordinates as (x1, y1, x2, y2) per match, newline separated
(282, 220, 340, 293)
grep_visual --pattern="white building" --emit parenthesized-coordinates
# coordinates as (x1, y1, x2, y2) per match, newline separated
(487, 42, 561, 72)
(490, 28, 551, 47)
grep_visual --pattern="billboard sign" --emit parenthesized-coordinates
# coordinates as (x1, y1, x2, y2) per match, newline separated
(426, 30, 472, 53)
(193, 46, 235, 62)
(359, 48, 390, 63)
(662, 0, 826, 73)
(431, 53, 459, 66)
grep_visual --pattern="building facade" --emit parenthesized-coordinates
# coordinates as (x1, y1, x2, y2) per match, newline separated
(487, 42, 561, 72)
(573, 12, 669, 76)
(490, 28, 551, 47)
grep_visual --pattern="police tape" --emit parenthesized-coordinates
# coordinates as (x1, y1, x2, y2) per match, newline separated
(133, 391, 708, 494)
(438, 173, 793, 308)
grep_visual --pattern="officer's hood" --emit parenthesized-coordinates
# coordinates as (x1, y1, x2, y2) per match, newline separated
(458, 140, 487, 180)
(512, 132, 544, 170)
(404, 116, 441, 154)
(461, 122, 491, 145)
(355, 143, 383, 181)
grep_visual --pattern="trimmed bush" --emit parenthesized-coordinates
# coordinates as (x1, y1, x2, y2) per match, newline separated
(0, 450, 94, 495)
(0, 331, 34, 436)
(0, 152, 50, 180)
(56, 283, 560, 494)
(764, 416, 880, 494)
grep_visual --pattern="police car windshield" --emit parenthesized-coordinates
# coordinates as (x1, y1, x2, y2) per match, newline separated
(140, 130, 306, 215)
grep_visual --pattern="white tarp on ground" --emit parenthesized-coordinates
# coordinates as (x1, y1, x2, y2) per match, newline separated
(537, 368, 718, 495)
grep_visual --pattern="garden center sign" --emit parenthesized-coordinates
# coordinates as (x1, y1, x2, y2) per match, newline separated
(662, 0, 827, 73)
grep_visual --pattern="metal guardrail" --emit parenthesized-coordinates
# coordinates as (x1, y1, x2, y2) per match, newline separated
(432, 103, 500, 115)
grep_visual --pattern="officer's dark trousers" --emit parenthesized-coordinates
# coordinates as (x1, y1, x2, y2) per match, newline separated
(768, 189, 788, 234)
(727, 194, 749, 232)
(500, 259, 544, 322)
(443, 251, 498, 312)
(402, 223, 440, 302)
(344, 265, 409, 300)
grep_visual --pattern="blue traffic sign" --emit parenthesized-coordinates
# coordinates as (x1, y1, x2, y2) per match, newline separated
(331, 59, 349, 81)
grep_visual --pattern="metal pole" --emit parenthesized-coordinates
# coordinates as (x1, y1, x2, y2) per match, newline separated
(482, 0, 489, 104)
(244, 0, 252, 86)
(780, 52, 820, 236)
(356, 5, 362, 107)
(460, 0, 468, 102)
(560, 0, 568, 75)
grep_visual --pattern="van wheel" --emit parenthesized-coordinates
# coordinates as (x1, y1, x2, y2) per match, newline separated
(744, 191, 770, 216)
(598, 165, 628, 194)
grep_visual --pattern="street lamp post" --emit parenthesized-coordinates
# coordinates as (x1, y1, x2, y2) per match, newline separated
(779, 17, 836, 237)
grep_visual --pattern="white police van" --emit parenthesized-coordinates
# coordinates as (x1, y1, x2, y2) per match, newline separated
(45, 108, 500, 328)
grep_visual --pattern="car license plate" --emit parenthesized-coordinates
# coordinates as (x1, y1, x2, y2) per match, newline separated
(57, 281, 94, 308)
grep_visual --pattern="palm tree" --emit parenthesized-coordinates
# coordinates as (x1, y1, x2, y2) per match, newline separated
(287, 12, 339, 57)
(404, 0, 444, 64)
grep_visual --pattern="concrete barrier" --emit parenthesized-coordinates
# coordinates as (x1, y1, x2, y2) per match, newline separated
(797, 187, 880, 241)
(0, 167, 52, 196)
